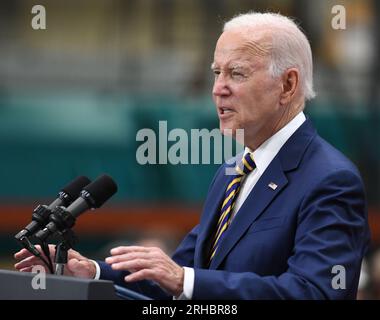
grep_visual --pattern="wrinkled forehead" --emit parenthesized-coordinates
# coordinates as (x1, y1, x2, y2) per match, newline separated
(213, 29, 272, 66)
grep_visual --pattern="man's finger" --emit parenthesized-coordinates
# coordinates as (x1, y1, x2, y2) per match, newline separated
(20, 266, 37, 273)
(14, 255, 41, 270)
(110, 246, 152, 255)
(111, 258, 152, 271)
(124, 269, 155, 283)
(105, 252, 151, 264)
(14, 248, 33, 260)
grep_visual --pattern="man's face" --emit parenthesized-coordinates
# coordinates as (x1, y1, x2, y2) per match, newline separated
(212, 29, 283, 148)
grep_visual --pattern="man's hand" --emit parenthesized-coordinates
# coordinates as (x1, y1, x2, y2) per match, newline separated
(105, 246, 184, 297)
(14, 245, 96, 279)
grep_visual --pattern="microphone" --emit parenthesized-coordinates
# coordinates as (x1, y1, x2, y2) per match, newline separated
(15, 175, 91, 242)
(35, 174, 118, 242)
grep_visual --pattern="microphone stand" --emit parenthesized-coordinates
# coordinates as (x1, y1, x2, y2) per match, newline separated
(54, 229, 76, 275)
(32, 206, 77, 275)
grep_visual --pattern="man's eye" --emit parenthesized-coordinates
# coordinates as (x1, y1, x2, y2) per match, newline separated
(232, 71, 244, 78)
(213, 70, 221, 76)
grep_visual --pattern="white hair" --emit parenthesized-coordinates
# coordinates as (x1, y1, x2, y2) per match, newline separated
(224, 12, 316, 101)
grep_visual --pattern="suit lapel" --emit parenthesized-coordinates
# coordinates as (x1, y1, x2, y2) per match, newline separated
(209, 156, 288, 269)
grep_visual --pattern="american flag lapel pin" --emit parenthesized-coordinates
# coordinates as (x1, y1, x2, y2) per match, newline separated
(268, 182, 278, 190)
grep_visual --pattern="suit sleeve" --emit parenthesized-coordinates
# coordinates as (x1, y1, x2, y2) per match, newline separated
(192, 169, 370, 299)
(97, 261, 172, 299)
(171, 225, 199, 266)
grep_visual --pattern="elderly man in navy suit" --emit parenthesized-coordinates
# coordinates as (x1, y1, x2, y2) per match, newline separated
(15, 12, 370, 299)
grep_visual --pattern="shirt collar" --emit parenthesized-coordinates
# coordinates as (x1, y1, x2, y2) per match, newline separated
(244, 111, 306, 175)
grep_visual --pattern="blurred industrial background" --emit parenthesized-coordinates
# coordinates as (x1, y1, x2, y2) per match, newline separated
(0, 0, 379, 298)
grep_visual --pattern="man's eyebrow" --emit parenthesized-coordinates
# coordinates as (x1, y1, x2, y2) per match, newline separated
(229, 64, 250, 70)
(210, 62, 250, 70)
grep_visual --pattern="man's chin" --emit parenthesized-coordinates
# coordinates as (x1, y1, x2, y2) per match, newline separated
(220, 125, 234, 137)
(219, 119, 231, 132)
(219, 123, 246, 144)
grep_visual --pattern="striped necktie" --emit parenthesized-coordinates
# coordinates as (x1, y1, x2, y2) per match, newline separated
(209, 152, 256, 263)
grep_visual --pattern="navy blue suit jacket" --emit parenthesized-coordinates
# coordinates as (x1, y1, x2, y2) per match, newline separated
(99, 119, 370, 299)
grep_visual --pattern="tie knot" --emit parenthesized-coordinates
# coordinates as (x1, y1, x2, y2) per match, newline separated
(236, 152, 256, 176)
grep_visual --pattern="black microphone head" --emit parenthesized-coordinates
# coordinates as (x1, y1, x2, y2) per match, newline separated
(81, 174, 118, 208)
(59, 176, 91, 207)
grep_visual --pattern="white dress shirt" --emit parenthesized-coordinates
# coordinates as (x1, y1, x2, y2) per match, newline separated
(93, 112, 306, 299)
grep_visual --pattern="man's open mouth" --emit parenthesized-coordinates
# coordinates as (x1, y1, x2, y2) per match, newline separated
(219, 107, 234, 114)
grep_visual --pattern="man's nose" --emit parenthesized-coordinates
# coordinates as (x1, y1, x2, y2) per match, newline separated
(213, 75, 231, 97)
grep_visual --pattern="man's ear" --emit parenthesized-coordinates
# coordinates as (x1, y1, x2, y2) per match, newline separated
(279, 68, 299, 105)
